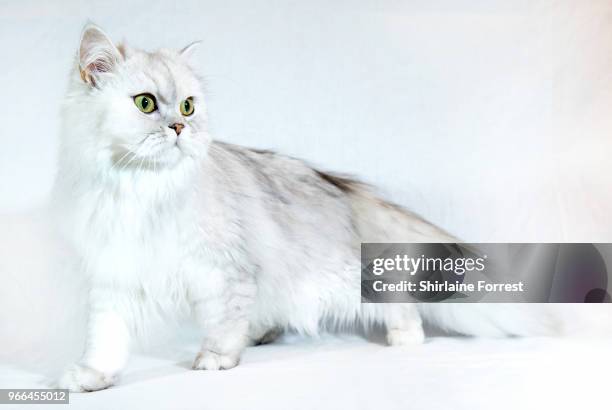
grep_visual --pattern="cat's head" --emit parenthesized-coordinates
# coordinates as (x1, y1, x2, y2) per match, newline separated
(62, 23, 208, 173)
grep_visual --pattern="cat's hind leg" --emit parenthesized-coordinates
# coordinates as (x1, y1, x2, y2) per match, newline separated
(381, 304, 425, 346)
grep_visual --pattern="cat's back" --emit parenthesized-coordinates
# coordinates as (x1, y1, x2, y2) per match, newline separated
(206, 140, 359, 261)
(208, 141, 354, 205)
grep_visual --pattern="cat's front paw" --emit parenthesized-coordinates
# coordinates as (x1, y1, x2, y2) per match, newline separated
(386, 327, 425, 346)
(192, 350, 240, 371)
(57, 364, 115, 392)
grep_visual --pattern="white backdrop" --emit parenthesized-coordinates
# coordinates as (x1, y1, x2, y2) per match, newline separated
(1, 2, 612, 408)
(1, 0, 611, 241)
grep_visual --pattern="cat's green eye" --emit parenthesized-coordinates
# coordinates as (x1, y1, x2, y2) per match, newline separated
(180, 97, 195, 116)
(133, 93, 157, 114)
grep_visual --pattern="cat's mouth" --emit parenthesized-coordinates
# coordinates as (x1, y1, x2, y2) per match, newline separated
(109, 127, 208, 172)
(110, 134, 184, 171)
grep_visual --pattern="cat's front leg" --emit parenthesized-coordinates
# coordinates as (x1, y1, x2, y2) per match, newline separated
(191, 315, 250, 371)
(189, 265, 256, 371)
(58, 287, 131, 392)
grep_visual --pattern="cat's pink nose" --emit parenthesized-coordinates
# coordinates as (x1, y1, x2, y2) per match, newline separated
(169, 123, 185, 136)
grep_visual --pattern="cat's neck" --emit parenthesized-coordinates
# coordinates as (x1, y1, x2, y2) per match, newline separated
(56, 153, 203, 212)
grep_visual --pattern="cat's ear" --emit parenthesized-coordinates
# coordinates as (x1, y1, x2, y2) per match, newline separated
(78, 23, 123, 87)
(179, 41, 202, 60)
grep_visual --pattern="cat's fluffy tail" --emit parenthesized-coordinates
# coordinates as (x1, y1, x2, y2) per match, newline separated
(336, 176, 612, 338)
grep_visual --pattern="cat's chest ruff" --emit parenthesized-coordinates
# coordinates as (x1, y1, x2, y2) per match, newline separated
(74, 188, 194, 270)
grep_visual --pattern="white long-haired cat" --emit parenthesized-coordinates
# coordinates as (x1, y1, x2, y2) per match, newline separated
(56, 24, 582, 392)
